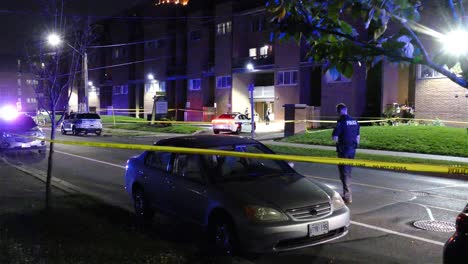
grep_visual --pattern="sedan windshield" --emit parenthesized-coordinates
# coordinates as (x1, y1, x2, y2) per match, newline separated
(203, 144, 293, 182)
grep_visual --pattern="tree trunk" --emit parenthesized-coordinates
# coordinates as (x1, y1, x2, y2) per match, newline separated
(45, 111, 56, 210)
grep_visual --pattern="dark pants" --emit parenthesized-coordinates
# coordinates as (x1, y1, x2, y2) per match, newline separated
(337, 147, 356, 201)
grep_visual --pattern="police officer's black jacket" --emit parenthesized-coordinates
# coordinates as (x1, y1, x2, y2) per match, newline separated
(332, 114, 360, 152)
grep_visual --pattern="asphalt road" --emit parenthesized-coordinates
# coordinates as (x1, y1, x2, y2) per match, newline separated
(2, 131, 467, 264)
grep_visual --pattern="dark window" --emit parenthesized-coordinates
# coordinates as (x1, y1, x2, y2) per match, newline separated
(251, 18, 265, 32)
(190, 30, 201, 41)
(145, 151, 171, 171)
(174, 154, 204, 184)
(277, 71, 299, 85)
(76, 113, 101, 119)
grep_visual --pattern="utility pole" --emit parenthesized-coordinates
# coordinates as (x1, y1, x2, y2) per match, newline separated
(83, 52, 89, 112)
(249, 83, 255, 139)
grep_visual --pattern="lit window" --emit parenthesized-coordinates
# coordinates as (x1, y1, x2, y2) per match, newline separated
(189, 79, 201, 90)
(259, 45, 270, 57)
(277, 71, 298, 86)
(216, 21, 232, 36)
(216, 76, 231, 89)
(249, 48, 257, 58)
(145, 81, 166, 93)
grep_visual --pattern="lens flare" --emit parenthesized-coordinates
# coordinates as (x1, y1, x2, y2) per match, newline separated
(441, 30, 468, 56)
(0, 105, 19, 121)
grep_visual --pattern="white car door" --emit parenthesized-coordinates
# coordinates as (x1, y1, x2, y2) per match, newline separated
(239, 114, 252, 132)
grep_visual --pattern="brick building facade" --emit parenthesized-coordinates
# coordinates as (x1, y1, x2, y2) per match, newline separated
(85, 0, 466, 126)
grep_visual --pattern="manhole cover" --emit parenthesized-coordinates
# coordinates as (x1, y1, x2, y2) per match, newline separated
(411, 191, 431, 197)
(413, 220, 456, 232)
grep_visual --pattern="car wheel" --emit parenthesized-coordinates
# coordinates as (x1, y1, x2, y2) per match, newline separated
(72, 126, 77, 136)
(95, 131, 101, 136)
(209, 215, 239, 256)
(235, 125, 241, 134)
(61, 126, 67, 135)
(213, 129, 220, 134)
(133, 187, 154, 222)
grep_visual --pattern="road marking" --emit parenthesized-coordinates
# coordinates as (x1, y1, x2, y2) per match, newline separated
(351, 221, 445, 246)
(307, 175, 407, 192)
(55, 150, 126, 169)
(411, 184, 468, 192)
(411, 203, 436, 221)
(403, 202, 462, 213)
(306, 175, 468, 202)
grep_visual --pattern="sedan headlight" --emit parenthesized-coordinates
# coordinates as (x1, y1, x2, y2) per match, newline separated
(244, 206, 288, 222)
(331, 191, 346, 211)
(2, 132, 12, 138)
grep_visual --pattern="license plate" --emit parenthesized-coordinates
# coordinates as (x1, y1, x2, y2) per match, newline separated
(21, 143, 31, 148)
(308, 221, 329, 237)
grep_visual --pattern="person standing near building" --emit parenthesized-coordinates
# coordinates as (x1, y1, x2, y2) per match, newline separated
(265, 108, 271, 125)
(332, 103, 360, 204)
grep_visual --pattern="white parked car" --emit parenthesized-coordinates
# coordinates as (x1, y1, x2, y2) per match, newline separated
(211, 113, 255, 134)
(61, 112, 103, 136)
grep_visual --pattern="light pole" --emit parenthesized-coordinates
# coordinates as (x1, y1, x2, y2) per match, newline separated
(47, 33, 89, 112)
(246, 63, 255, 139)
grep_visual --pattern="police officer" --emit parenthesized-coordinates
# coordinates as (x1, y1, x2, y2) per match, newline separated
(332, 103, 360, 204)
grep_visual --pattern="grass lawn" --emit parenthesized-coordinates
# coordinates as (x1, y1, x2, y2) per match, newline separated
(110, 123, 203, 134)
(100, 115, 148, 124)
(267, 145, 468, 167)
(281, 125, 468, 157)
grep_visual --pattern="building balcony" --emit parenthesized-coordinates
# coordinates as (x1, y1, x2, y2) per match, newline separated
(232, 55, 274, 71)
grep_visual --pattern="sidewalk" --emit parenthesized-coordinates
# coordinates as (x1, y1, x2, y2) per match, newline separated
(263, 140, 468, 163)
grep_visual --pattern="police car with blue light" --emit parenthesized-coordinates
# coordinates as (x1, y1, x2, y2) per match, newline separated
(0, 106, 46, 153)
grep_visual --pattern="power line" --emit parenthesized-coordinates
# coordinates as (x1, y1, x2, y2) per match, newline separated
(88, 55, 177, 71)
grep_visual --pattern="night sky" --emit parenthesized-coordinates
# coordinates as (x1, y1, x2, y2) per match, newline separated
(0, 0, 145, 57)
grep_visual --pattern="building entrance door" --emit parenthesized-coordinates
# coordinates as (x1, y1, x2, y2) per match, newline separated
(254, 101, 274, 122)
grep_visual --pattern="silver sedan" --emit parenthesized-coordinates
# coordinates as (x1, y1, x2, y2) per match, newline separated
(124, 135, 349, 254)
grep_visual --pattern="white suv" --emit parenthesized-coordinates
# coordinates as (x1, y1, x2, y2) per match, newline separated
(61, 113, 102, 136)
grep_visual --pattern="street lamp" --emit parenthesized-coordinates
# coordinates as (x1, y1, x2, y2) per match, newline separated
(246, 63, 255, 139)
(442, 30, 468, 56)
(47, 33, 89, 112)
(47, 33, 61, 46)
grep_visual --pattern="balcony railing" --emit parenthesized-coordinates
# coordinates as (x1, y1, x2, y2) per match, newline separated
(232, 55, 274, 69)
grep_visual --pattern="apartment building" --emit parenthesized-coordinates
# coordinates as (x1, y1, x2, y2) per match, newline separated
(87, 0, 465, 126)
(0, 54, 38, 114)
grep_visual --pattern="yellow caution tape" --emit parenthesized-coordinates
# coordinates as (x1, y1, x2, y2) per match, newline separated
(40, 138, 468, 176)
